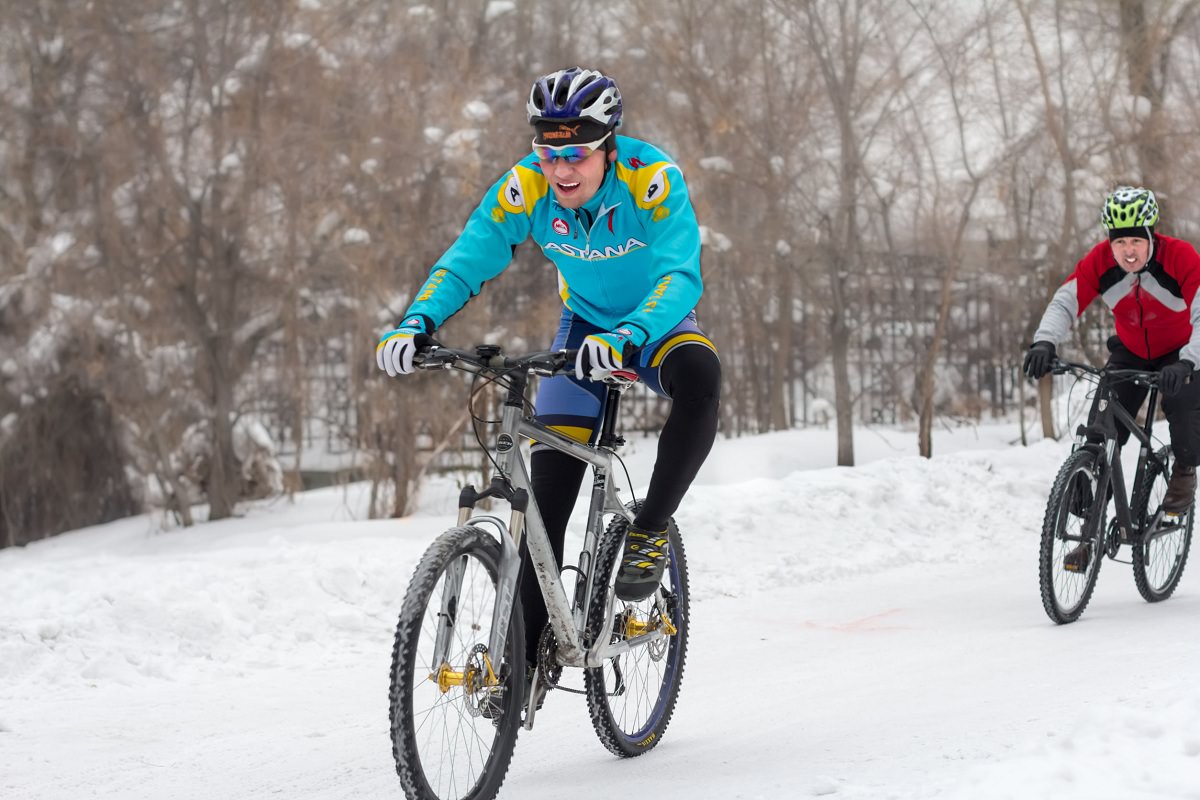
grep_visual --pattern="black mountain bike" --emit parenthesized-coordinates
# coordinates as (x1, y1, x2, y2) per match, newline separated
(1038, 359, 1194, 624)
(388, 343, 688, 800)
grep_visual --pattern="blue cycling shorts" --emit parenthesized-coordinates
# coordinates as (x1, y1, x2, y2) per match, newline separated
(533, 308, 718, 445)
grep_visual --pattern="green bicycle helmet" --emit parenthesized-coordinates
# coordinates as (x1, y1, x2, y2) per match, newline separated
(1101, 186, 1159, 232)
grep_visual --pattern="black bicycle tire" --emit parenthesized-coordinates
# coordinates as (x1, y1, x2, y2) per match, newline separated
(583, 508, 689, 758)
(1039, 449, 1106, 624)
(1132, 448, 1194, 602)
(389, 526, 525, 800)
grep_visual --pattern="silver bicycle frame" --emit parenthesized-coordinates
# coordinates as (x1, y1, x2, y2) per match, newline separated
(452, 390, 676, 673)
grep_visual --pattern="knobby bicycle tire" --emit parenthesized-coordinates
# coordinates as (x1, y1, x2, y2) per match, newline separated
(1132, 448, 1194, 602)
(583, 508, 689, 757)
(1039, 449, 1106, 624)
(389, 526, 526, 800)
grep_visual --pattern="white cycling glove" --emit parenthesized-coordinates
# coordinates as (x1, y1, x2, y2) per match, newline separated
(575, 326, 646, 380)
(377, 317, 429, 377)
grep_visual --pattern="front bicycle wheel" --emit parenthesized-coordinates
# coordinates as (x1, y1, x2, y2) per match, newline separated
(1039, 449, 1107, 624)
(389, 526, 526, 800)
(1132, 447, 1194, 602)
(584, 510, 689, 757)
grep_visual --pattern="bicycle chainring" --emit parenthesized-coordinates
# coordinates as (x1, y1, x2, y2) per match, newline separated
(536, 623, 563, 689)
(1105, 518, 1122, 559)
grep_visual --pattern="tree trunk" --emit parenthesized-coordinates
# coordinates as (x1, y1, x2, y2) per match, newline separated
(917, 272, 958, 458)
(769, 250, 795, 431)
(1038, 376, 1056, 439)
(831, 312, 855, 466)
(207, 366, 239, 520)
(1119, 0, 1168, 193)
(1018, 360, 1028, 446)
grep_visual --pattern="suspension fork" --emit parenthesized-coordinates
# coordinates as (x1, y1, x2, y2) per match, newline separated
(431, 553, 468, 671)
(429, 398, 531, 673)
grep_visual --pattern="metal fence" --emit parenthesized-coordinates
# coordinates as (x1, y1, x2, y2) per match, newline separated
(264, 252, 1054, 481)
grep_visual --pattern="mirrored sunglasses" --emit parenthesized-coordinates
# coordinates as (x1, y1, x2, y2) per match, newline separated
(532, 134, 609, 164)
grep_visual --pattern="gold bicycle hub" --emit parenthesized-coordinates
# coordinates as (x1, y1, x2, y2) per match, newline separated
(431, 654, 498, 695)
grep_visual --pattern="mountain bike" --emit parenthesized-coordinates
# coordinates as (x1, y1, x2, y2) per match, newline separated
(388, 343, 689, 800)
(1038, 359, 1194, 624)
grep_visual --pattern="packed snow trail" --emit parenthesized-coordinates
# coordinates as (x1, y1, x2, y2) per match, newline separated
(3, 426, 1199, 799)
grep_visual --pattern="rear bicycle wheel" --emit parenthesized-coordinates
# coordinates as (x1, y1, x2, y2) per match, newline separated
(1132, 447, 1194, 602)
(389, 526, 525, 800)
(584, 509, 689, 757)
(1039, 449, 1107, 624)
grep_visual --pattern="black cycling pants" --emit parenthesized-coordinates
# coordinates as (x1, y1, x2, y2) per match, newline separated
(519, 343, 721, 658)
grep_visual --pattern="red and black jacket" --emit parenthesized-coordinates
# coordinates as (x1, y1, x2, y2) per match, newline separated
(1034, 234, 1200, 363)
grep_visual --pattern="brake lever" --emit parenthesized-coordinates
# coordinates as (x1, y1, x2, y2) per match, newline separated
(414, 339, 453, 369)
(529, 349, 574, 376)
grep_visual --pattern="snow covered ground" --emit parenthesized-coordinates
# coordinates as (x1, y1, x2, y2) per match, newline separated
(4, 419, 1200, 799)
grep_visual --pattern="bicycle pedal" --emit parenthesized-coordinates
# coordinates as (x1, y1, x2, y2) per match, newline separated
(1063, 545, 1090, 573)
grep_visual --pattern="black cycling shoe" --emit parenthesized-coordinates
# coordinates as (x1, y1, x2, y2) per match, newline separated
(615, 523, 670, 602)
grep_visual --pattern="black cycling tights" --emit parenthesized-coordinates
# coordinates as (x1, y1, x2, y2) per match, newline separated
(520, 344, 721, 657)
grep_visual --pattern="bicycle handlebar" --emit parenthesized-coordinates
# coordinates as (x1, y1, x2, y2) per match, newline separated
(1051, 358, 1162, 387)
(414, 342, 642, 386)
(413, 342, 575, 376)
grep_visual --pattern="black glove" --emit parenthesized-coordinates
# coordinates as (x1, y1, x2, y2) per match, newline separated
(1023, 341, 1056, 380)
(1160, 359, 1195, 397)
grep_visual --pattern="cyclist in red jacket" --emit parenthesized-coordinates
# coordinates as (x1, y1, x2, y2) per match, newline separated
(1023, 186, 1200, 513)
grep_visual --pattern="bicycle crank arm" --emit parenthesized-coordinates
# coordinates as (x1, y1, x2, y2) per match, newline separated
(585, 629, 672, 667)
(1143, 514, 1189, 544)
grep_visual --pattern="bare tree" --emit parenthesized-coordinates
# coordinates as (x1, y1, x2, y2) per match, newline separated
(15, 0, 1200, 545)
(903, 2, 997, 457)
(777, 0, 930, 464)
(1114, 0, 1199, 198)
(1015, 0, 1089, 439)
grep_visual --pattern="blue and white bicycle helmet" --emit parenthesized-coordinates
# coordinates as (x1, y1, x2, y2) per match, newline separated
(526, 67, 623, 130)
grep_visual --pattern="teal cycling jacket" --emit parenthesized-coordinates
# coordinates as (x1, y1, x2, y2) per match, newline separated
(403, 135, 703, 345)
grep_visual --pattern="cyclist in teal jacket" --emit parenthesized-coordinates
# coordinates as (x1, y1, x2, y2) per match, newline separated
(400, 131, 703, 349)
(377, 67, 721, 666)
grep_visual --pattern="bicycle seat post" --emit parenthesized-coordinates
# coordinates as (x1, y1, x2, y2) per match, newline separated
(597, 383, 627, 449)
